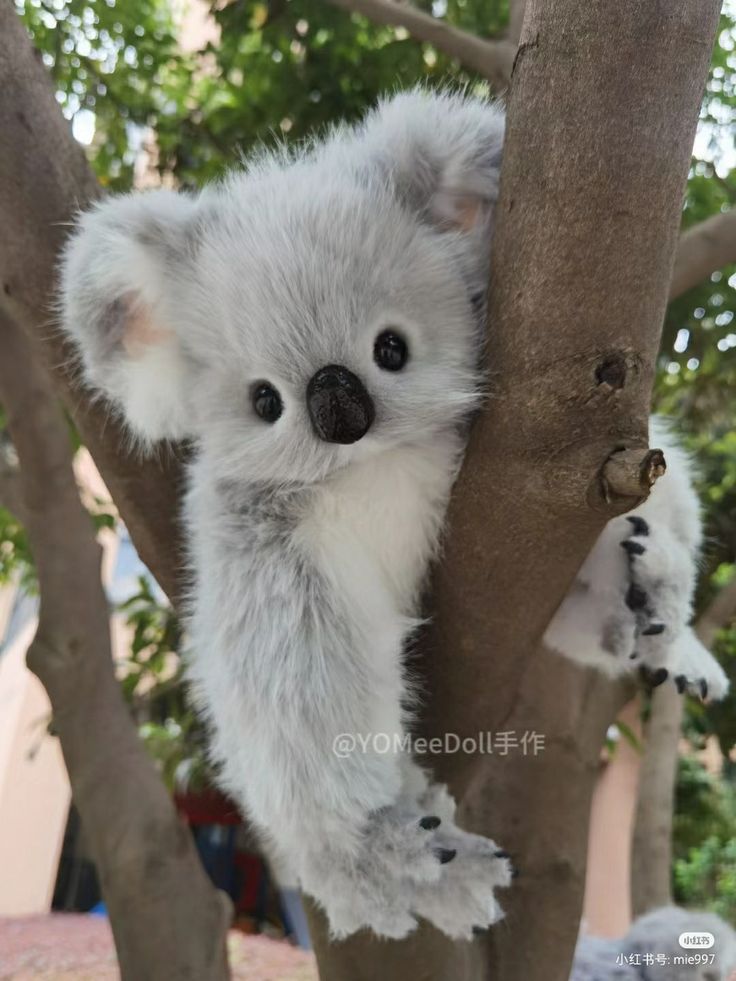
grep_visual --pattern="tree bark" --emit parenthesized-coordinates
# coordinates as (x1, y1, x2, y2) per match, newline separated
(696, 576, 736, 649)
(508, 0, 526, 46)
(307, 1, 721, 978)
(631, 574, 736, 918)
(0, 4, 186, 605)
(630, 684, 683, 917)
(0, 315, 231, 981)
(0, 1, 722, 980)
(670, 209, 736, 300)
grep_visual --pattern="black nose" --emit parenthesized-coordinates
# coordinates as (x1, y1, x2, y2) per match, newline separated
(307, 365, 375, 444)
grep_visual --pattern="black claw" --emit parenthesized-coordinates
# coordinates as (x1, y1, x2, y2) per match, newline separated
(700, 679, 708, 700)
(436, 848, 456, 865)
(419, 815, 441, 831)
(626, 583, 649, 612)
(675, 675, 687, 694)
(472, 925, 487, 936)
(494, 849, 511, 859)
(621, 540, 646, 556)
(650, 668, 669, 688)
(627, 516, 650, 536)
(642, 622, 665, 636)
(511, 866, 520, 879)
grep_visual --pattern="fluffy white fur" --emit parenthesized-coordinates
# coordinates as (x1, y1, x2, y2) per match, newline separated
(59, 88, 727, 940)
(572, 907, 736, 980)
(545, 418, 728, 698)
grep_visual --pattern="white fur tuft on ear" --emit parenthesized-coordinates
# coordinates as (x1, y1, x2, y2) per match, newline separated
(358, 88, 505, 233)
(59, 189, 199, 444)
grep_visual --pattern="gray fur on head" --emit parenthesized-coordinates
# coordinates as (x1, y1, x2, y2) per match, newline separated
(60, 88, 504, 480)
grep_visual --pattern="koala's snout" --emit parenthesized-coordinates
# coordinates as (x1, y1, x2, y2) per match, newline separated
(307, 365, 375, 444)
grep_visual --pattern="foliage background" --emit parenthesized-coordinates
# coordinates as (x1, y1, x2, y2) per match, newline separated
(4, 0, 736, 913)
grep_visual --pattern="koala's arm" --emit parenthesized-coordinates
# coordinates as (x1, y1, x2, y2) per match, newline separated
(186, 490, 405, 836)
(544, 423, 729, 699)
(185, 476, 510, 941)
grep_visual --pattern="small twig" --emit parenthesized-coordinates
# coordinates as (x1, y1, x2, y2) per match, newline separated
(601, 447, 667, 503)
(670, 209, 736, 300)
(696, 574, 736, 647)
(320, 0, 516, 90)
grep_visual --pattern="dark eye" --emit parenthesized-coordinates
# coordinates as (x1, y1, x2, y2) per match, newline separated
(374, 330, 409, 372)
(252, 382, 283, 423)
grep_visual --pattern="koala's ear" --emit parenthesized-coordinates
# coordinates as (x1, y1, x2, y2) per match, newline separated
(359, 89, 505, 236)
(60, 189, 200, 444)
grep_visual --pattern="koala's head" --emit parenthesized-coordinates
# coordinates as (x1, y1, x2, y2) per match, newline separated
(61, 89, 504, 484)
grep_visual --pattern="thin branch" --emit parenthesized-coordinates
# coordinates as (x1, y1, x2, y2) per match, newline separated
(0, 310, 231, 981)
(670, 209, 736, 300)
(321, 0, 516, 90)
(0, 4, 185, 606)
(0, 454, 27, 523)
(0, 9, 230, 978)
(696, 574, 736, 648)
(631, 571, 736, 916)
(602, 447, 667, 503)
(508, 0, 527, 45)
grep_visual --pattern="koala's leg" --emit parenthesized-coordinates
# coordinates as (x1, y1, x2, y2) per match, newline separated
(374, 758, 514, 939)
(303, 788, 512, 940)
(544, 510, 728, 699)
(299, 756, 511, 940)
(668, 626, 729, 700)
(191, 472, 514, 940)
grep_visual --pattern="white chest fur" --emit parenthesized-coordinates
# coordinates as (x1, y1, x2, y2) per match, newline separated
(299, 439, 461, 613)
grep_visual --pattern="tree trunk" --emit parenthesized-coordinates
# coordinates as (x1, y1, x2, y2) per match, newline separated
(307, 0, 721, 977)
(0, 315, 231, 981)
(631, 685, 684, 917)
(631, 576, 736, 918)
(0, 4, 186, 604)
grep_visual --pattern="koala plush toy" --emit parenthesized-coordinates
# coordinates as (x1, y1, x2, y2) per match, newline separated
(60, 89, 728, 940)
(571, 907, 736, 981)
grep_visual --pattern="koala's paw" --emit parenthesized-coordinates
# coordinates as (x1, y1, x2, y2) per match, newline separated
(365, 803, 464, 884)
(303, 803, 512, 940)
(617, 515, 729, 701)
(412, 824, 513, 939)
(302, 805, 462, 940)
(667, 633, 730, 702)
(618, 515, 680, 666)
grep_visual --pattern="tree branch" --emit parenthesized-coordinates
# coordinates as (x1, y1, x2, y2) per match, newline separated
(0, 13, 230, 980)
(0, 4, 186, 606)
(321, 0, 516, 90)
(631, 573, 736, 917)
(308, 0, 720, 976)
(670, 209, 736, 300)
(0, 313, 231, 975)
(696, 574, 736, 648)
(0, 449, 27, 523)
(508, 0, 527, 46)
(630, 682, 682, 917)
(0, 312, 230, 981)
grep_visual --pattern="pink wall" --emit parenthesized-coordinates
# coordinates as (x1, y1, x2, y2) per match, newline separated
(0, 617, 70, 915)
